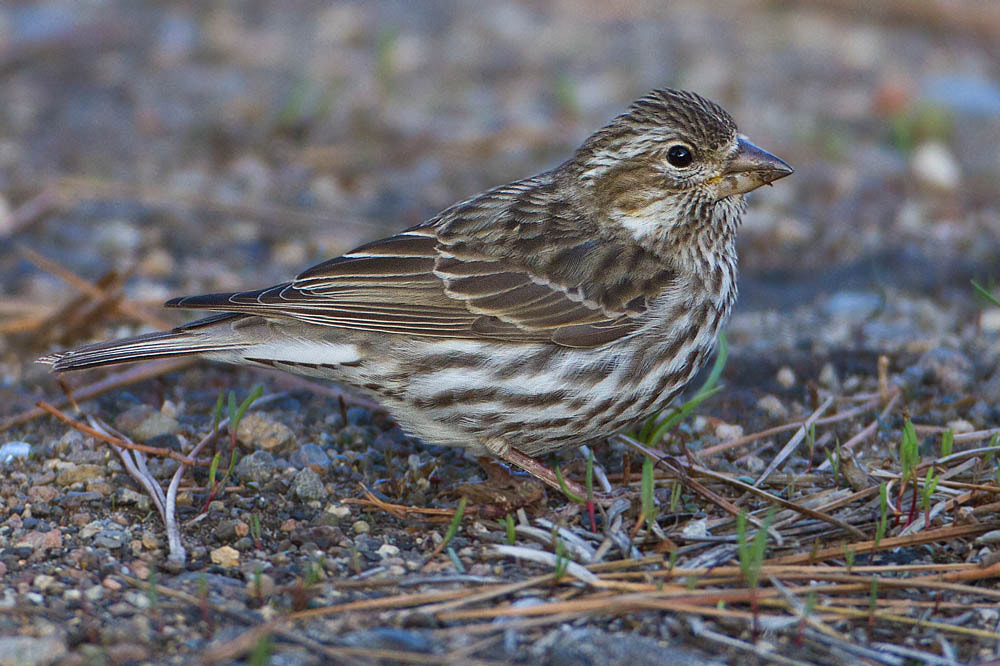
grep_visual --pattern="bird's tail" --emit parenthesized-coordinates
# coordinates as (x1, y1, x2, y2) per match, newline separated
(38, 313, 247, 372)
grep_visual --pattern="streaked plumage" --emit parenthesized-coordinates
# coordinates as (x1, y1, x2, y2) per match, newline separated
(39, 89, 792, 487)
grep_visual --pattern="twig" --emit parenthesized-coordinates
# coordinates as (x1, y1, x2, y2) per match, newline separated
(755, 396, 834, 487)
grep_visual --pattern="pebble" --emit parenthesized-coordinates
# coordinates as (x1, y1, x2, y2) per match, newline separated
(353, 520, 370, 534)
(291, 468, 327, 501)
(116, 487, 152, 511)
(0, 441, 31, 463)
(215, 520, 243, 542)
(235, 450, 276, 484)
(27, 485, 59, 503)
(982, 308, 1000, 333)
(0, 636, 67, 666)
(714, 423, 743, 440)
(289, 443, 331, 470)
(55, 464, 104, 487)
(818, 362, 840, 391)
(776, 366, 795, 389)
(324, 504, 351, 520)
(93, 528, 129, 550)
(756, 394, 788, 419)
(16, 529, 62, 552)
(33, 574, 56, 592)
(911, 141, 960, 192)
(236, 413, 295, 451)
(210, 545, 240, 567)
(946, 419, 974, 434)
(377, 544, 400, 558)
(115, 404, 180, 442)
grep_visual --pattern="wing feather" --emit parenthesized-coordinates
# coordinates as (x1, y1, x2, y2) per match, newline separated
(166, 178, 674, 348)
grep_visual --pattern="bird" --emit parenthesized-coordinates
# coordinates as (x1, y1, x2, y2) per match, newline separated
(40, 88, 792, 492)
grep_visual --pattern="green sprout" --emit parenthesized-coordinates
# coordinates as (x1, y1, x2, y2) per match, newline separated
(553, 538, 569, 581)
(874, 482, 889, 547)
(844, 545, 855, 573)
(972, 280, 1000, 307)
(554, 465, 585, 504)
(441, 496, 467, 552)
(504, 514, 516, 545)
(939, 428, 953, 459)
(641, 455, 657, 528)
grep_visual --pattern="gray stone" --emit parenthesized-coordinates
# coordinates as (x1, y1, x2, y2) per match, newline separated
(0, 635, 67, 666)
(291, 468, 327, 501)
(235, 450, 276, 484)
(289, 443, 331, 470)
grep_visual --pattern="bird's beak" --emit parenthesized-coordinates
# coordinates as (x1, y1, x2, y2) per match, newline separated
(715, 136, 793, 200)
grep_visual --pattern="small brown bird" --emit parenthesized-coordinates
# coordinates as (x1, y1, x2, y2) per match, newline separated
(40, 89, 792, 491)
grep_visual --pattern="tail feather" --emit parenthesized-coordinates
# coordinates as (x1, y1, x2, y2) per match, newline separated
(38, 314, 248, 372)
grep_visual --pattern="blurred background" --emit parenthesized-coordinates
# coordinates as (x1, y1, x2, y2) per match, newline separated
(1, 0, 999, 409)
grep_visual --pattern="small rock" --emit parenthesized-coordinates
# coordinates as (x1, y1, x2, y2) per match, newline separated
(776, 366, 796, 389)
(16, 529, 62, 552)
(324, 504, 351, 520)
(0, 636, 67, 666)
(85, 585, 104, 601)
(56, 464, 104, 487)
(982, 308, 1000, 333)
(289, 443, 331, 470)
(116, 487, 152, 511)
(236, 413, 295, 451)
(353, 520, 370, 534)
(946, 419, 975, 434)
(291, 468, 327, 501)
(215, 520, 242, 542)
(377, 544, 400, 558)
(911, 141, 960, 192)
(756, 394, 788, 419)
(141, 530, 160, 549)
(714, 423, 743, 440)
(818, 362, 840, 391)
(115, 404, 180, 442)
(210, 545, 240, 567)
(235, 450, 276, 484)
(33, 574, 56, 592)
(28, 485, 59, 503)
(681, 518, 708, 538)
(93, 528, 129, 550)
(0, 441, 31, 463)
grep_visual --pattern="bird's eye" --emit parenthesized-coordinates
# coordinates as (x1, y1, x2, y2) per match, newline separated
(666, 144, 693, 168)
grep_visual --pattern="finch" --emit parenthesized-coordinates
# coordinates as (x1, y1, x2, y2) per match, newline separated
(40, 89, 792, 490)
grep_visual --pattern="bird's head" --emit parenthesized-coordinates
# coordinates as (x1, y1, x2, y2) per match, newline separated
(572, 89, 793, 249)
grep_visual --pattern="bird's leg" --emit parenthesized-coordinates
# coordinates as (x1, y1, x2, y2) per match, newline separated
(484, 439, 589, 499)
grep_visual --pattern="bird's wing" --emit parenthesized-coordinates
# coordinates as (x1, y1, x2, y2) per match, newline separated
(167, 178, 674, 349)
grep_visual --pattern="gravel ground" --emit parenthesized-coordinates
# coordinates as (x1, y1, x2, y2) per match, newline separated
(1, 1, 1000, 664)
